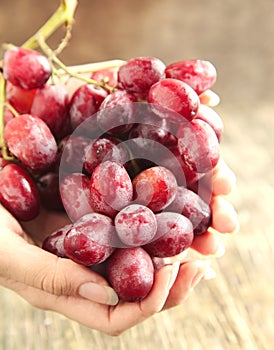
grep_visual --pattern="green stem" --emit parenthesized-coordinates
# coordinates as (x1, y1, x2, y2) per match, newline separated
(22, 0, 78, 50)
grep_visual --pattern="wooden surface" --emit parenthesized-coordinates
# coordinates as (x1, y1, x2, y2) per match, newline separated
(0, 0, 274, 349)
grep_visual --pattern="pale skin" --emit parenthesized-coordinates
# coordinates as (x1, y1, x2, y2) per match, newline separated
(0, 157, 239, 336)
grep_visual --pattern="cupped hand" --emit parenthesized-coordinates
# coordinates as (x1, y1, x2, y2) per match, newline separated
(0, 154, 238, 336)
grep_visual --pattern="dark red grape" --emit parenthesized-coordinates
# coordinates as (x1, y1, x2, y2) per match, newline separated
(165, 187, 211, 235)
(97, 90, 137, 135)
(63, 213, 115, 266)
(83, 137, 128, 175)
(4, 114, 58, 171)
(59, 173, 93, 221)
(89, 161, 133, 218)
(3, 47, 51, 89)
(148, 78, 200, 122)
(42, 224, 72, 257)
(38, 172, 64, 211)
(114, 204, 157, 246)
(132, 166, 177, 212)
(69, 83, 107, 131)
(0, 163, 40, 221)
(165, 59, 217, 95)
(117, 57, 166, 99)
(31, 84, 71, 139)
(106, 247, 154, 302)
(143, 212, 193, 258)
(177, 119, 220, 173)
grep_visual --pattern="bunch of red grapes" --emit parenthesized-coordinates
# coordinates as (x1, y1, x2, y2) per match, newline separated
(0, 47, 224, 302)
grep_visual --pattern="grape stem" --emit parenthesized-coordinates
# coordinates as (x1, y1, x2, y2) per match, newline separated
(21, 0, 78, 50)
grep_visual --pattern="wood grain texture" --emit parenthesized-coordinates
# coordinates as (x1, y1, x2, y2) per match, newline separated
(0, 0, 273, 349)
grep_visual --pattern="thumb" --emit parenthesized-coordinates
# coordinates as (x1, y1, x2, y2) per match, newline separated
(1, 234, 118, 306)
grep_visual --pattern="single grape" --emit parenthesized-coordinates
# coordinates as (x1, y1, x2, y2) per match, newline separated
(83, 137, 128, 175)
(63, 213, 115, 266)
(4, 114, 58, 171)
(114, 204, 157, 246)
(31, 84, 71, 139)
(165, 187, 211, 235)
(97, 90, 137, 135)
(165, 59, 217, 95)
(148, 78, 200, 122)
(0, 163, 40, 221)
(143, 212, 194, 258)
(106, 247, 154, 302)
(117, 56, 166, 99)
(69, 83, 108, 131)
(89, 161, 133, 218)
(38, 172, 64, 211)
(177, 118, 220, 173)
(3, 47, 51, 89)
(132, 166, 177, 212)
(59, 173, 93, 222)
(195, 104, 224, 142)
(42, 224, 72, 258)
(6, 82, 36, 114)
(90, 68, 118, 89)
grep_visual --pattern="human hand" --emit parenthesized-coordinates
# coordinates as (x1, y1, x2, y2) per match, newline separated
(0, 155, 238, 336)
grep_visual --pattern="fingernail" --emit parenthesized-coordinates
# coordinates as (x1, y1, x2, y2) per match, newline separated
(168, 261, 180, 289)
(214, 243, 226, 257)
(190, 260, 211, 291)
(79, 282, 119, 306)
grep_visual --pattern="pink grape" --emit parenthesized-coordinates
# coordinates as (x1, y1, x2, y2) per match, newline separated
(143, 212, 194, 258)
(89, 161, 133, 218)
(132, 166, 177, 212)
(106, 247, 154, 301)
(31, 84, 71, 139)
(148, 78, 200, 122)
(165, 59, 217, 95)
(3, 47, 51, 89)
(0, 163, 40, 221)
(114, 204, 157, 246)
(59, 173, 93, 221)
(177, 118, 220, 173)
(117, 56, 166, 99)
(63, 213, 115, 266)
(4, 114, 58, 171)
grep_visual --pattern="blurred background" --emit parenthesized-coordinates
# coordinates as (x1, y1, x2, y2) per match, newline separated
(0, 0, 273, 349)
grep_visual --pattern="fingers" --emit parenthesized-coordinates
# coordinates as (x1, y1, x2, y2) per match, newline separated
(191, 230, 226, 256)
(163, 260, 215, 309)
(212, 158, 236, 196)
(211, 196, 239, 234)
(0, 237, 118, 306)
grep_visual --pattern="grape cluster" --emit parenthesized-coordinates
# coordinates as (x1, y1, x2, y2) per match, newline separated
(0, 49, 224, 302)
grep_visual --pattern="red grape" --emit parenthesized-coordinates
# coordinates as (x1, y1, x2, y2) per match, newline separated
(114, 204, 157, 246)
(165, 186, 211, 235)
(38, 172, 64, 211)
(90, 68, 118, 89)
(83, 137, 128, 175)
(69, 83, 107, 131)
(42, 224, 72, 257)
(64, 213, 115, 266)
(143, 212, 194, 258)
(177, 118, 220, 173)
(59, 173, 93, 221)
(106, 247, 154, 301)
(132, 166, 177, 212)
(0, 163, 40, 221)
(148, 78, 200, 122)
(4, 114, 58, 171)
(3, 47, 51, 89)
(165, 59, 217, 95)
(89, 161, 133, 218)
(6, 82, 36, 114)
(31, 84, 71, 139)
(117, 56, 166, 99)
(195, 104, 224, 142)
(97, 90, 137, 135)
